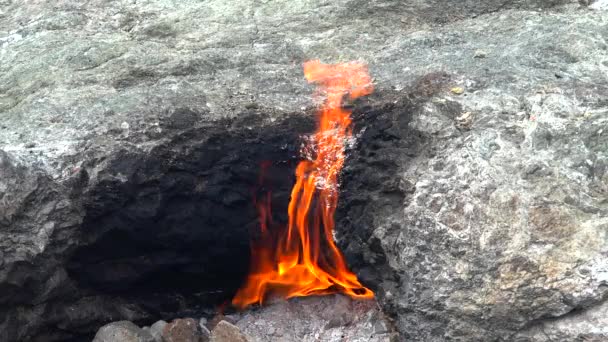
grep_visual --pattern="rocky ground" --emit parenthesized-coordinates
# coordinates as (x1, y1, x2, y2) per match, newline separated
(93, 295, 393, 342)
(1, 0, 608, 341)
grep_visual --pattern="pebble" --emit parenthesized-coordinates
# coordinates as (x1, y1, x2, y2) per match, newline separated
(450, 87, 464, 95)
(210, 320, 249, 342)
(199, 317, 208, 330)
(149, 320, 167, 342)
(162, 318, 201, 342)
(473, 49, 488, 58)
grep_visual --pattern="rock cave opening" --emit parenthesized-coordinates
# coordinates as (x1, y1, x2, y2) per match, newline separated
(67, 113, 316, 313)
(59, 92, 419, 340)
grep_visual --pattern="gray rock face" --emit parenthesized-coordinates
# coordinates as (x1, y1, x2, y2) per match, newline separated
(1, 0, 607, 341)
(516, 300, 608, 341)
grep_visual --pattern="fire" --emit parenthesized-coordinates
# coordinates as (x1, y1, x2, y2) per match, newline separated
(232, 60, 374, 308)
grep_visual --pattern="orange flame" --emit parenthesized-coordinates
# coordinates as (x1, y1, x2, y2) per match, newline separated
(232, 60, 374, 308)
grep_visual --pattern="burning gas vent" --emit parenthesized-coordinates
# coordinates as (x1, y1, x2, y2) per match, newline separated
(233, 60, 375, 308)
(62, 61, 416, 341)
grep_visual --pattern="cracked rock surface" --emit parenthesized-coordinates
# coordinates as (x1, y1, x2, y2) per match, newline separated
(1, 0, 607, 341)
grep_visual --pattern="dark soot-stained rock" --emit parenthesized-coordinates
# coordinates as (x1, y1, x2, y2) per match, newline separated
(1, 0, 607, 341)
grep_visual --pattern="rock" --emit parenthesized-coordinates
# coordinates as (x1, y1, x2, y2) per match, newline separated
(516, 300, 608, 341)
(210, 321, 248, 342)
(198, 317, 211, 340)
(93, 321, 155, 342)
(589, 0, 608, 10)
(207, 314, 239, 331)
(473, 49, 488, 58)
(162, 318, 203, 342)
(234, 295, 391, 342)
(149, 320, 168, 342)
(450, 86, 465, 94)
(455, 111, 474, 129)
(200, 325, 211, 342)
(1, 0, 607, 341)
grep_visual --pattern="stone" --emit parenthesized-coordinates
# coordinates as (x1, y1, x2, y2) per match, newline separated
(149, 320, 168, 342)
(450, 86, 465, 94)
(198, 317, 211, 341)
(162, 318, 202, 342)
(200, 325, 211, 342)
(199, 318, 208, 330)
(473, 49, 488, 58)
(455, 111, 474, 129)
(207, 314, 239, 331)
(93, 321, 155, 342)
(210, 321, 248, 342)
(516, 300, 608, 341)
(234, 295, 391, 342)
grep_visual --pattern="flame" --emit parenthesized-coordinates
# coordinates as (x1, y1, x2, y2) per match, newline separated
(232, 60, 374, 308)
